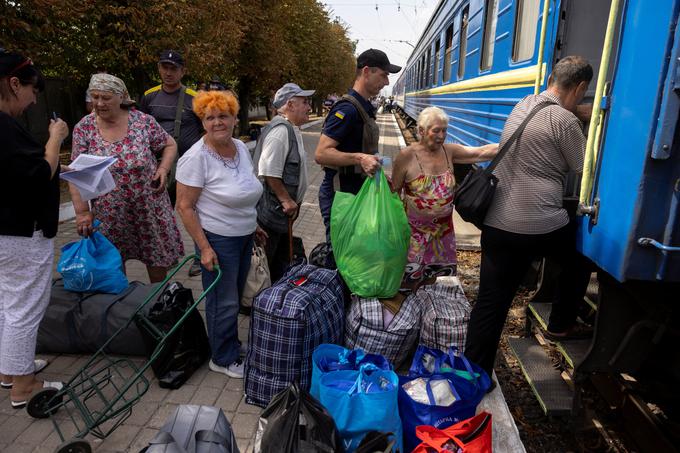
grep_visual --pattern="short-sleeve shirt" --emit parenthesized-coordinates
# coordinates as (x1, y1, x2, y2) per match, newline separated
(0, 112, 59, 238)
(257, 118, 308, 202)
(139, 85, 204, 156)
(322, 89, 376, 194)
(484, 91, 586, 234)
(176, 137, 264, 237)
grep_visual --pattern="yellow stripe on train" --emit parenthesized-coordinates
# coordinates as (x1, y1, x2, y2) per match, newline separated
(406, 64, 546, 96)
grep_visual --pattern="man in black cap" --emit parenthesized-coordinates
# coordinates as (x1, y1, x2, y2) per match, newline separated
(315, 48, 401, 238)
(140, 50, 204, 275)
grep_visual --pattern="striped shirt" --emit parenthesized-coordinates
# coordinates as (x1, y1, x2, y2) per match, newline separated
(484, 91, 586, 234)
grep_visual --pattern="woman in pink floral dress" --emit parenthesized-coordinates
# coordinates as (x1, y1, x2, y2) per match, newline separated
(392, 107, 498, 269)
(69, 74, 184, 283)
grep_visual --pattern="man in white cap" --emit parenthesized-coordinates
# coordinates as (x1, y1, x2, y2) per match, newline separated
(254, 82, 314, 281)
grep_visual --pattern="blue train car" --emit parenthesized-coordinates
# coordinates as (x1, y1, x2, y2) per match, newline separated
(394, 0, 680, 448)
(394, 0, 679, 283)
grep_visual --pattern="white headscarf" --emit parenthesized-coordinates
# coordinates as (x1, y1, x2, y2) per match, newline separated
(88, 73, 130, 101)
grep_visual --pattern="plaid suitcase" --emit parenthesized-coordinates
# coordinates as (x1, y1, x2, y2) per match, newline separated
(417, 276, 471, 351)
(344, 293, 421, 368)
(245, 263, 345, 407)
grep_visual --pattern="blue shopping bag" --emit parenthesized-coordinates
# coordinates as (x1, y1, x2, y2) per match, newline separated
(319, 364, 403, 453)
(409, 345, 492, 387)
(400, 346, 491, 452)
(57, 223, 128, 294)
(311, 344, 391, 399)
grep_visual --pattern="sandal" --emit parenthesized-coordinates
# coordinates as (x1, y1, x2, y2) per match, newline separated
(11, 380, 63, 409)
(1, 359, 50, 389)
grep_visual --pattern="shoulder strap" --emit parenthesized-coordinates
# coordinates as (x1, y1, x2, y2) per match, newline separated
(341, 94, 371, 124)
(173, 86, 186, 140)
(487, 101, 555, 173)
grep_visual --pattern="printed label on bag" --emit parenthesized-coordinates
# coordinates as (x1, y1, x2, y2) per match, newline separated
(292, 276, 308, 287)
(60, 257, 94, 291)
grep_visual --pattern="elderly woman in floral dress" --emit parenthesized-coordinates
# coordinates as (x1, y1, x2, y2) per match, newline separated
(392, 107, 498, 280)
(69, 74, 183, 282)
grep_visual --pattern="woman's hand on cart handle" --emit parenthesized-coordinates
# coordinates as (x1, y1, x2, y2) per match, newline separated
(200, 246, 219, 272)
(76, 211, 95, 237)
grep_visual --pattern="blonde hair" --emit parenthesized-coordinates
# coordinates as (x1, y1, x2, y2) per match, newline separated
(193, 90, 240, 119)
(417, 106, 448, 131)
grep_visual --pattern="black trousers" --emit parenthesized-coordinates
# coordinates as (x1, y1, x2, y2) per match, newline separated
(262, 225, 291, 284)
(464, 222, 591, 375)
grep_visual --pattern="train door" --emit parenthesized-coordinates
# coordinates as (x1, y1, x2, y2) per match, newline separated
(555, 0, 622, 97)
(552, 0, 623, 204)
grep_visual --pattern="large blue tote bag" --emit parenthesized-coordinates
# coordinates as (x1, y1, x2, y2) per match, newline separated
(318, 364, 403, 453)
(400, 346, 491, 452)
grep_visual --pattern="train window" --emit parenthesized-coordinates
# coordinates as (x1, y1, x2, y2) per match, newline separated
(415, 61, 419, 90)
(480, 0, 499, 70)
(458, 5, 469, 79)
(443, 24, 453, 83)
(434, 39, 441, 85)
(426, 47, 431, 87)
(512, 0, 540, 62)
(421, 54, 426, 88)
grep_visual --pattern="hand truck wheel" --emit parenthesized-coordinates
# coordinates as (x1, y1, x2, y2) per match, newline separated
(27, 387, 61, 419)
(55, 438, 92, 453)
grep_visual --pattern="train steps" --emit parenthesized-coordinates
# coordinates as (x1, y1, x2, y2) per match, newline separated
(507, 275, 599, 416)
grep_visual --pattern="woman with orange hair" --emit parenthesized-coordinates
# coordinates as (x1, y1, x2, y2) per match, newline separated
(176, 90, 264, 378)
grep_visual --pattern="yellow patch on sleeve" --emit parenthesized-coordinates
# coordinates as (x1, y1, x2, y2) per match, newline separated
(334, 111, 345, 120)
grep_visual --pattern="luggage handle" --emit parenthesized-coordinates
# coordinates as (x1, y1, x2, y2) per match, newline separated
(415, 412, 492, 450)
(195, 429, 232, 448)
(349, 363, 381, 395)
(446, 347, 481, 389)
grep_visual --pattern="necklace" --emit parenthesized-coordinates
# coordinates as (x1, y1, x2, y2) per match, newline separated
(204, 142, 240, 174)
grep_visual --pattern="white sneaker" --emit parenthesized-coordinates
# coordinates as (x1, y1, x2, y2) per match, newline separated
(209, 359, 244, 379)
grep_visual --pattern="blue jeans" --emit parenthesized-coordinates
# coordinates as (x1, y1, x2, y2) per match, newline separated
(201, 230, 253, 366)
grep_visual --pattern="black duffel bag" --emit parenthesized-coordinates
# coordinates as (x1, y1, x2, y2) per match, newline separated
(37, 279, 157, 355)
(137, 282, 210, 389)
(454, 101, 555, 229)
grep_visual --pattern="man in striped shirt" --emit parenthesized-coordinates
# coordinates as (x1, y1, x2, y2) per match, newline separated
(465, 56, 594, 379)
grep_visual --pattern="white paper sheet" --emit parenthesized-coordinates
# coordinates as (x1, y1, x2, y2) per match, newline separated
(60, 154, 117, 201)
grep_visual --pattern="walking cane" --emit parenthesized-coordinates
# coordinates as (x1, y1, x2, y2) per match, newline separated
(288, 207, 300, 263)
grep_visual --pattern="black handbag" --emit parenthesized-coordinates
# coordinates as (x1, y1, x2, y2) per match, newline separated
(454, 101, 555, 228)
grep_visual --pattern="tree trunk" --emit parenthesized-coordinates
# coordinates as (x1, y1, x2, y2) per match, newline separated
(237, 76, 252, 136)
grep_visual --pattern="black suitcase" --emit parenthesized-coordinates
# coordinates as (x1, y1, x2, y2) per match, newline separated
(36, 279, 157, 355)
(144, 405, 238, 453)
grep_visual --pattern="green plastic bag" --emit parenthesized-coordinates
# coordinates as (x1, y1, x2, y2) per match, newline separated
(331, 169, 410, 298)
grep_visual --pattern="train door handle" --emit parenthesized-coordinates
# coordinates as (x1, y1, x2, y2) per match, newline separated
(637, 237, 680, 252)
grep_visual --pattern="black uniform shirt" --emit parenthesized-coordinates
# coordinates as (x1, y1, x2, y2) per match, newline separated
(139, 85, 204, 156)
(322, 89, 376, 194)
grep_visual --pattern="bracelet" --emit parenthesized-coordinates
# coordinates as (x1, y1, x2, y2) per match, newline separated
(158, 166, 169, 174)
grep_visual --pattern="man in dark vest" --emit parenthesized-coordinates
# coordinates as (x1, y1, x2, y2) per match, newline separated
(140, 50, 204, 276)
(254, 82, 315, 281)
(315, 48, 401, 238)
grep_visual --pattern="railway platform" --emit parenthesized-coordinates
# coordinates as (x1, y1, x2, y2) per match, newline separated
(0, 113, 522, 452)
